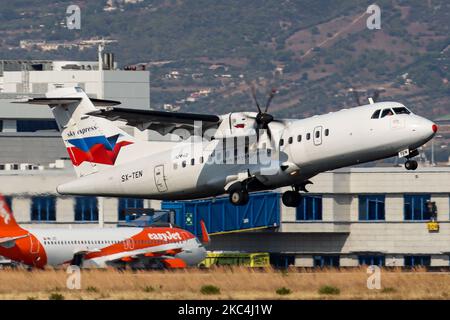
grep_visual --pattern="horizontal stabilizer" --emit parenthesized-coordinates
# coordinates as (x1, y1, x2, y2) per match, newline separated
(0, 234, 29, 248)
(13, 97, 121, 107)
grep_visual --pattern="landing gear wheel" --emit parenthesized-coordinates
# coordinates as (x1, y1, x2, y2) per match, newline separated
(405, 160, 418, 171)
(229, 190, 249, 206)
(282, 191, 301, 207)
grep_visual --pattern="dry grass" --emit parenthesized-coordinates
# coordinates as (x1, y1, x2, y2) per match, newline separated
(0, 266, 449, 300)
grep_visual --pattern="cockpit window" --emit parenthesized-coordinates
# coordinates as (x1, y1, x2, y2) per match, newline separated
(381, 108, 394, 118)
(371, 110, 381, 119)
(393, 107, 411, 115)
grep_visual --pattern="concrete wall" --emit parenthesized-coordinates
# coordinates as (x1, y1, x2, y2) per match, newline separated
(2, 70, 150, 110)
(0, 134, 67, 165)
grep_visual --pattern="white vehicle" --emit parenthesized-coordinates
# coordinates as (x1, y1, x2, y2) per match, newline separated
(19, 86, 437, 207)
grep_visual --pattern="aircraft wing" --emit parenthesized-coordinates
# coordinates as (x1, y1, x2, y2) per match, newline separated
(113, 248, 184, 262)
(0, 234, 29, 248)
(87, 107, 221, 135)
(105, 247, 187, 268)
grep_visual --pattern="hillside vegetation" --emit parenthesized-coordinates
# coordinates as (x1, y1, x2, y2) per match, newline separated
(0, 0, 449, 119)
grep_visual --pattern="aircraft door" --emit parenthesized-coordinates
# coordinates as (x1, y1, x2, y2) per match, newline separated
(29, 235, 40, 255)
(154, 165, 168, 192)
(124, 238, 135, 250)
(313, 126, 323, 146)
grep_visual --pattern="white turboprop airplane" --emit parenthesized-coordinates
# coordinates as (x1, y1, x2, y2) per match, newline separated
(19, 86, 437, 207)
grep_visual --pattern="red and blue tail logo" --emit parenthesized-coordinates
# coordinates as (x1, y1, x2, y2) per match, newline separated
(66, 134, 133, 166)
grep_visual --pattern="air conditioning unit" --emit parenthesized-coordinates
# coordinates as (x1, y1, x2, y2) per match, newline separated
(5, 163, 19, 170)
(54, 159, 65, 169)
(20, 163, 33, 171)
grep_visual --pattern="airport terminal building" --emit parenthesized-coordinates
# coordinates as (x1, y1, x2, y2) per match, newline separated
(0, 58, 449, 268)
(0, 165, 449, 268)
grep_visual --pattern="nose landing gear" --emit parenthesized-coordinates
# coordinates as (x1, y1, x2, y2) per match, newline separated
(399, 149, 419, 171)
(405, 159, 418, 171)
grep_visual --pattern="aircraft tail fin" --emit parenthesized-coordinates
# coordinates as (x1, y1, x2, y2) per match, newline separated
(0, 195, 20, 231)
(17, 87, 140, 177)
(199, 220, 210, 245)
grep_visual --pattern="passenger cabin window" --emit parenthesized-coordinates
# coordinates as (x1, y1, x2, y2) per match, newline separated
(182, 161, 186, 168)
(280, 139, 284, 146)
(288, 137, 293, 144)
(324, 129, 329, 136)
(315, 131, 320, 138)
(381, 108, 394, 118)
(393, 107, 411, 115)
(297, 135, 302, 142)
(371, 110, 381, 119)
(306, 133, 311, 140)
(191, 159, 195, 166)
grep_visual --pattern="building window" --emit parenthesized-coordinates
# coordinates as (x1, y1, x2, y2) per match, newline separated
(74, 197, 98, 221)
(313, 255, 340, 267)
(16, 120, 59, 132)
(31, 196, 56, 221)
(358, 255, 385, 266)
(296, 195, 322, 220)
(3, 196, 12, 210)
(404, 256, 431, 267)
(270, 254, 295, 268)
(404, 194, 431, 220)
(118, 198, 144, 221)
(359, 195, 385, 220)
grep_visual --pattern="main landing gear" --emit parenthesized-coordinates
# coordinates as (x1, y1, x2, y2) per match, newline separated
(281, 181, 312, 207)
(229, 180, 312, 207)
(229, 189, 249, 206)
(282, 190, 301, 207)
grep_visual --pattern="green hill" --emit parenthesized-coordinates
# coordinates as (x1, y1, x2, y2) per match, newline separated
(0, 0, 449, 119)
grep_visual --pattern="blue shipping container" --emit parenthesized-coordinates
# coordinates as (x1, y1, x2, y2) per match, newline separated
(161, 192, 280, 237)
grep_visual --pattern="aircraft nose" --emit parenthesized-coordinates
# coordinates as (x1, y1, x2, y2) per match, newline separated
(432, 123, 438, 134)
(411, 117, 437, 141)
(197, 246, 207, 262)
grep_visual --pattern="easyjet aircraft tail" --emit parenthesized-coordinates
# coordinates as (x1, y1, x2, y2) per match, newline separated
(0, 195, 20, 231)
(18, 87, 151, 177)
(0, 195, 29, 249)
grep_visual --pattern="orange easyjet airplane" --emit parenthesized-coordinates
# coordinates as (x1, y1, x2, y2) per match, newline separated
(0, 195, 208, 268)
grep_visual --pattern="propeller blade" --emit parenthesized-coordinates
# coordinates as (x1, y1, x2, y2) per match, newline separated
(264, 88, 277, 113)
(372, 90, 380, 102)
(266, 125, 272, 142)
(251, 85, 262, 114)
